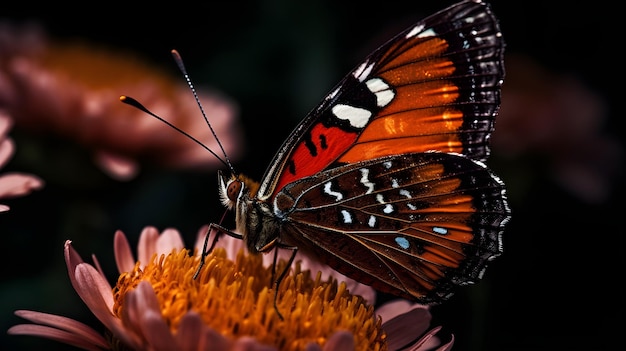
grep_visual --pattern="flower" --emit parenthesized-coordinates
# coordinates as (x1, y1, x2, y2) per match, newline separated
(0, 21, 242, 181)
(8, 226, 453, 350)
(0, 110, 43, 212)
(376, 300, 453, 351)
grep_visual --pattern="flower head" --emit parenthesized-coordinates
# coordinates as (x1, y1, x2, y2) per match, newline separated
(9, 226, 453, 350)
(0, 21, 242, 180)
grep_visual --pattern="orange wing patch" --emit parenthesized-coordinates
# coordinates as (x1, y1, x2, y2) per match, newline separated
(377, 37, 450, 76)
(339, 105, 464, 163)
(338, 36, 465, 163)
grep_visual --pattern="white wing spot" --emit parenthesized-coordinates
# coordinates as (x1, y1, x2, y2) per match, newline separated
(368, 215, 376, 227)
(391, 178, 399, 188)
(341, 210, 352, 224)
(353, 61, 374, 82)
(383, 161, 392, 169)
(360, 168, 375, 194)
(332, 104, 371, 128)
(417, 28, 437, 38)
(406, 24, 425, 38)
(365, 78, 395, 107)
(407, 203, 417, 210)
(324, 182, 343, 201)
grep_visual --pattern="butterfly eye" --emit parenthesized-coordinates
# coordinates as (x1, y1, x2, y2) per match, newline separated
(226, 179, 243, 202)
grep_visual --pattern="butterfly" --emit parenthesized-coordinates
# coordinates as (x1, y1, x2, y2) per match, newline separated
(125, 0, 510, 317)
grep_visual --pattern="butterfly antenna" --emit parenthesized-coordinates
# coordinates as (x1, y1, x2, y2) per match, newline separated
(119, 95, 230, 170)
(171, 49, 236, 175)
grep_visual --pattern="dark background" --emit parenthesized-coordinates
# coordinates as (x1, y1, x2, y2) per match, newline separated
(1, 1, 624, 350)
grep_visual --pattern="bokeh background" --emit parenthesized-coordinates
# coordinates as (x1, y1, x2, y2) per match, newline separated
(1, 1, 623, 350)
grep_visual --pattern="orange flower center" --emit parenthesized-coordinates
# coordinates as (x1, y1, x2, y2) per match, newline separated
(112, 248, 387, 351)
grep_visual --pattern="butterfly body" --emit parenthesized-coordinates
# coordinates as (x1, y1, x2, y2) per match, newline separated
(218, 0, 510, 305)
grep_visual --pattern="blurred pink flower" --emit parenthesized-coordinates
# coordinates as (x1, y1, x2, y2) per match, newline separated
(493, 54, 623, 203)
(9, 226, 453, 350)
(0, 21, 242, 181)
(0, 110, 43, 212)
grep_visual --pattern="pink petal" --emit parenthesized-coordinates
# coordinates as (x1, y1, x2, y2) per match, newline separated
(197, 324, 233, 351)
(7, 324, 106, 351)
(121, 282, 158, 332)
(156, 228, 185, 255)
(114, 229, 136, 273)
(73, 264, 115, 322)
(0, 112, 12, 137)
(12, 310, 108, 348)
(232, 336, 277, 351)
(378, 300, 432, 350)
(93, 151, 139, 181)
(64, 240, 86, 291)
(0, 138, 14, 167)
(131, 281, 161, 315)
(176, 312, 231, 351)
(0, 204, 9, 212)
(140, 309, 179, 351)
(137, 226, 160, 266)
(74, 264, 143, 349)
(122, 281, 178, 350)
(118, 287, 144, 339)
(405, 326, 441, 351)
(174, 312, 203, 351)
(0, 173, 44, 197)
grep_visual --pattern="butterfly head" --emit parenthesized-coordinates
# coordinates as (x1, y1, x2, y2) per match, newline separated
(217, 171, 259, 209)
(218, 170, 278, 254)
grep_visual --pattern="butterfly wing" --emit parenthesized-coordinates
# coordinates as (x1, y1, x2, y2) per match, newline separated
(256, 0, 505, 200)
(274, 151, 508, 301)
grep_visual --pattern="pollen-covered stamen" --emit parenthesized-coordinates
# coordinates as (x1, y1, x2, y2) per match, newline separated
(112, 247, 387, 351)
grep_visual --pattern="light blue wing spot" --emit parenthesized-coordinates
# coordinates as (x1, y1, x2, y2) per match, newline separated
(433, 226, 448, 235)
(395, 236, 410, 250)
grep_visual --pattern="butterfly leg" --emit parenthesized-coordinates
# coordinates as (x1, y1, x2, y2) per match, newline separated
(272, 244, 298, 320)
(193, 222, 243, 279)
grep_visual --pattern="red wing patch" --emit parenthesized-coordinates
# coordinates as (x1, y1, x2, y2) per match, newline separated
(273, 123, 358, 194)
